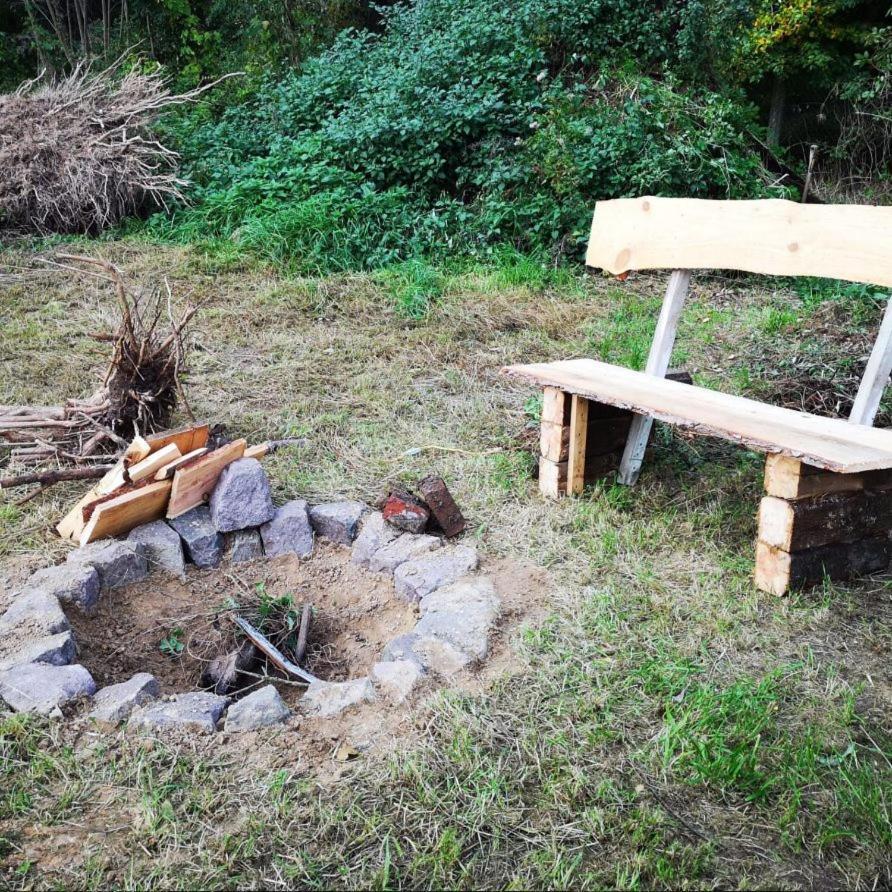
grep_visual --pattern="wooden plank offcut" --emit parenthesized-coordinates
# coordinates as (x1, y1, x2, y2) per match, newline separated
(502, 359, 892, 473)
(145, 423, 210, 456)
(56, 435, 151, 541)
(79, 480, 172, 545)
(166, 439, 246, 519)
(586, 197, 892, 287)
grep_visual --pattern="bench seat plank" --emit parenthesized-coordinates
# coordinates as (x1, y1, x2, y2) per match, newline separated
(503, 359, 892, 473)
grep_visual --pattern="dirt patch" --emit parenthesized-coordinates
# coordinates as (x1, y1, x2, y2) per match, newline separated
(68, 542, 418, 706)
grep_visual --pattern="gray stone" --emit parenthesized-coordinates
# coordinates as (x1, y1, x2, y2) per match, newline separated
(419, 576, 499, 617)
(67, 540, 148, 590)
(0, 630, 76, 673)
(371, 660, 424, 704)
(368, 533, 441, 574)
(380, 633, 425, 670)
(260, 500, 314, 558)
(309, 501, 367, 545)
(411, 635, 474, 675)
(300, 677, 375, 718)
(413, 610, 490, 661)
(0, 589, 69, 637)
(0, 663, 96, 715)
(224, 685, 290, 731)
(224, 528, 264, 563)
(23, 562, 100, 611)
(209, 458, 275, 532)
(128, 691, 228, 734)
(411, 576, 500, 662)
(128, 521, 186, 577)
(351, 511, 400, 567)
(393, 545, 479, 601)
(89, 673, 160, 726)
(168, 507, 223, 569)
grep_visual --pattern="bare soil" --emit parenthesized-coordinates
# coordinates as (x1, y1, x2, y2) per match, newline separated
(68, 542, 418, 707)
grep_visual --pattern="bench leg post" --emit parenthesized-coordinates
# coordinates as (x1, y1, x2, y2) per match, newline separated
(617, 268, 692, 485)
(567, 395, 589, 495)
(754, 455, 892, 595)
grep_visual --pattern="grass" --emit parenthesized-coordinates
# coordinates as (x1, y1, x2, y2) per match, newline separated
(0, 240, 890, 888)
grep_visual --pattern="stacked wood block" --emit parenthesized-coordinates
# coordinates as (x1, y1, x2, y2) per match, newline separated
(754, 454, 892, 595)
(538, 387, 632, 498)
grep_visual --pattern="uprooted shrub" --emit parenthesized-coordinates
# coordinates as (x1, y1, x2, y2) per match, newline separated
(0, 60, 221, 235)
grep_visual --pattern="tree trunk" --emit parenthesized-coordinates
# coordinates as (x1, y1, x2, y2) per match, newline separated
(767, 74, 787, 148)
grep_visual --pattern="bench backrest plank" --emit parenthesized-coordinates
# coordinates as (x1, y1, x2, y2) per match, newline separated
(586, 197, 892, 288)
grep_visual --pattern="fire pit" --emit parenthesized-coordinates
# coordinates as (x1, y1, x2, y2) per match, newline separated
(0, 459, 502, 733)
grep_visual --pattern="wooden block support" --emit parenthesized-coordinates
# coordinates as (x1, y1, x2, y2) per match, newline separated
(539, 388, 568, 499)
(756, 453, 892, 594)
(755, 537, 890, 597)
(763, 454, 892, 501)
(538, 388, 634, 499)
(758, 489, 892, 552)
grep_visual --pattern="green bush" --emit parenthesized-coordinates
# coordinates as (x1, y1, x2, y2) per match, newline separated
(150, 0, 786, 271)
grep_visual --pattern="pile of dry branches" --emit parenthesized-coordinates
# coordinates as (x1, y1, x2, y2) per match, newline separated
(0, 59, 223, 234)
(1, 255, 197, 491)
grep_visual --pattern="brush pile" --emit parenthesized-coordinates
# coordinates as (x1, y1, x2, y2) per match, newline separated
(1, 255, 197, 485)
(0, 59, 220, 234)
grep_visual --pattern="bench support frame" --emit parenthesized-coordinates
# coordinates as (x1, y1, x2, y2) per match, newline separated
(617, 269, 691, 485)
(538, 389, 632, 498)
(754, 454, 892, 594)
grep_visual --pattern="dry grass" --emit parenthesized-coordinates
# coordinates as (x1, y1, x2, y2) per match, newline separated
(0, 241, 890, 889)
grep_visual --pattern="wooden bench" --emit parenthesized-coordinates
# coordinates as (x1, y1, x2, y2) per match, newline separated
(503, 197, 892, 595)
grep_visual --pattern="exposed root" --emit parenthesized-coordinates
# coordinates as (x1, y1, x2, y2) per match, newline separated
(1, 254, 197, 478)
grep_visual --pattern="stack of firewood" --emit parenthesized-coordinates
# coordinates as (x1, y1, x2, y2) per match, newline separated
(58, 423, 271, 547)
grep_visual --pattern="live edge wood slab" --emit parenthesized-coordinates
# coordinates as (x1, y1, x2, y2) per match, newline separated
(504, 359, 892, 474)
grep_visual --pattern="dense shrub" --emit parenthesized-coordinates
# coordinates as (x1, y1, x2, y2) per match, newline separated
(150, 0, 787, 270)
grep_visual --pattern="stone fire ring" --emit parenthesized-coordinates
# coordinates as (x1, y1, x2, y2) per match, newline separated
(0, 458, 500, 734)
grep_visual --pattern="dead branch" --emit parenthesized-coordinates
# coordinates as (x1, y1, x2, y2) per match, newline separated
(230, 615, 319, 685)
(1, 256, 197, 491)
(0, 465, 113, 490)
